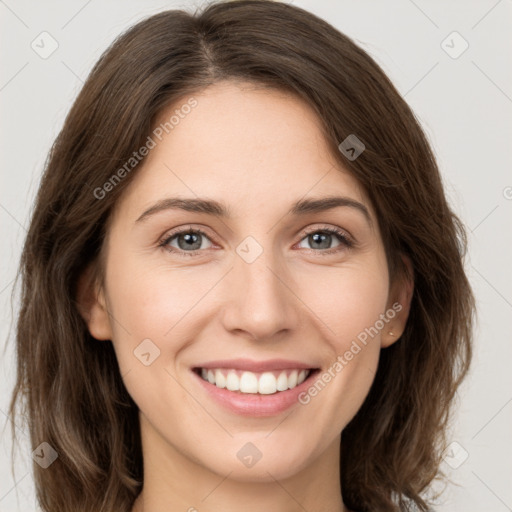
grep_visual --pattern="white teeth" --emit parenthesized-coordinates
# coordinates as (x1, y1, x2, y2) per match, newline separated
(288, 369, 298, 388)
(258, 372, 277, 394)
(240, 372, 259, 393)
(276, 371, 288, 391)
(198, 368, 312, 394)
(214, 369, 226, 389)
(226, 371, 239, 391)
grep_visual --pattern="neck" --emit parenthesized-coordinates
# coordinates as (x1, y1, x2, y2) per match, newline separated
(131, 415, 349, 512)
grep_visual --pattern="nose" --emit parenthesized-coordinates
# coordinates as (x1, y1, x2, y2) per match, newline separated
(220, 245, 300, 342)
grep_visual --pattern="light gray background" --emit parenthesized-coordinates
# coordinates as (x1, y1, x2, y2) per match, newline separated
(1, 1, 511, 510)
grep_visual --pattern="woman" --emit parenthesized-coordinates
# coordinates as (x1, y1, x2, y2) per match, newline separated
(9, 1, 474, 511)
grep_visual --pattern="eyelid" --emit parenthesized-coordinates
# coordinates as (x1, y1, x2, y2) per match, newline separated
(158, 224, 218, 250)
(298, 223, 354, 244)
(294, 224, 355, 255)
(158, 223, 355, 256)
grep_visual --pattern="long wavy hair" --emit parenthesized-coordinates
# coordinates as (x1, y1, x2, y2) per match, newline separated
(8, 1, 475, 511)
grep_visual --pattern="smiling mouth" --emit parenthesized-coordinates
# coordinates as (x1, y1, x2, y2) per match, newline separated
(192, 367, 320, 395)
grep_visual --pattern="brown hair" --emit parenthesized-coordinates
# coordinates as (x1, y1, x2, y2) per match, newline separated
(8, 1, 474, 511)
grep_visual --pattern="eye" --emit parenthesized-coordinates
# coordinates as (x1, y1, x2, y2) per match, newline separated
(296, 226, 353, 255)
(159, 227, 214, 257)
(159, 224, 354, 258)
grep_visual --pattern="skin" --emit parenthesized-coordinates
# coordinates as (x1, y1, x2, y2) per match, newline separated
(79, 80, 413, 512)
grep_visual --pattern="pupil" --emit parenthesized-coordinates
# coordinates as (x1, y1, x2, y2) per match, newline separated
(179, 232, 201, 250)
(311, 232, 330, 249)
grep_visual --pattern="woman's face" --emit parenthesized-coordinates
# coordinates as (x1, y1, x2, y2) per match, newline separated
(83, 80, 410, 484)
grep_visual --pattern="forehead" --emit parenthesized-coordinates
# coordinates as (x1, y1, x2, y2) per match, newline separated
(115, 80, 371, 220)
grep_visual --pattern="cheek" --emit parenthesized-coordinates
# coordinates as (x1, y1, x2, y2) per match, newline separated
(295, 257, 389, 344)
(293, 260, 388, 426)
(106, 255, 206, 338)
(103, 254, 223, 396)
(336, 274, 388, 344)
(318, 345, 381, 435)
(103, 262, 198, 419)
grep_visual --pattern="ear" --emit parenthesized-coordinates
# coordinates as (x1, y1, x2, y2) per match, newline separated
(381, 254, 414, 348)
(76, 263, 112, 341)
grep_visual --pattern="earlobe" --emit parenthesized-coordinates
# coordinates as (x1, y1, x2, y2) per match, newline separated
(76, 264, 112, 341)
(382, 255, 414, 348)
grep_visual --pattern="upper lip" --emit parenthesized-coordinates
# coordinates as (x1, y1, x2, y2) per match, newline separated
(193, 358, 318, 373)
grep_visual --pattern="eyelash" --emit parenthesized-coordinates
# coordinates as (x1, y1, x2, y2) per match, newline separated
(158, 225, 354, 258)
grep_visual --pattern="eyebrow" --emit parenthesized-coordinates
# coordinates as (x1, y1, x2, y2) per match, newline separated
(135, 195, 372, 225)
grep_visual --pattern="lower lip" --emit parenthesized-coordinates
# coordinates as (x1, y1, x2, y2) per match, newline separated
(191, 369, 320, 417)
